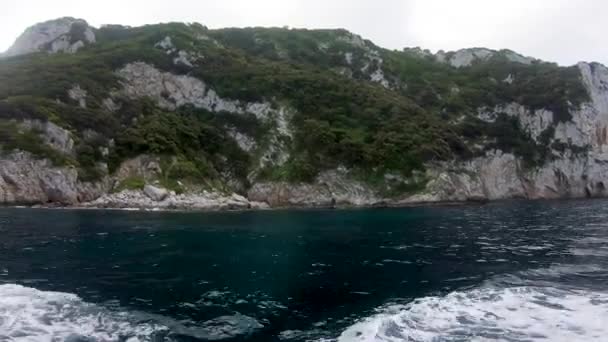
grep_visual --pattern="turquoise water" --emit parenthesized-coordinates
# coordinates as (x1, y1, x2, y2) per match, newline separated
(1, 200, 607, 341)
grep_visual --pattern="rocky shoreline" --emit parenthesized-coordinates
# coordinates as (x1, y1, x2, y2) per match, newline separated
(79, 186, 271, 211)
(3, 186, 487, 213)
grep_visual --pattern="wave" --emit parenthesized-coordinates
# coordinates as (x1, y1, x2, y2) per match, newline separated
(0, 284, 262, 341)
(338, 285, 608, 342)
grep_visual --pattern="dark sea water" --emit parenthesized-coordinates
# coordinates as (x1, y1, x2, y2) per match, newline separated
(1, 200, 608, 341)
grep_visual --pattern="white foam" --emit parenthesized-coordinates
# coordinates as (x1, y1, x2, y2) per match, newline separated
(338, 286, 608, 342)
(0, 284, 166, 341)
(0, 284, 263, 341)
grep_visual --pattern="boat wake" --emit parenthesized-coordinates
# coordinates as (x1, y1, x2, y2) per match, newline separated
(0, 284, 262, 341)
(338, 284, 608, 342)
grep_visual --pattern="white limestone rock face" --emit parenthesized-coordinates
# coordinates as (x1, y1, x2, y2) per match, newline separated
(85, 189, 257, 210)
(118, 62, 235, 111)
(19, 119, 74, 155)
(478, 102, 554, 142)
(362, 50, 391, 88)
(247, 182, 333, 207)
(445, 48, 495, 68)
(0, 152, 106, 205)
(3, 17, 95, 57)
(113, 155, 162, 183)
(68, 85, 87, 108)
(117, 62, 282, 116)
(544, 63, 608, 151)
(435, 50, 447, 63)
(154, 36, 202, 67)
(248, 169, 380, 207)
(173, 51, 194, 67)
(504, 51, 535, 65)
(344, 52, 353, 65)
(227, 129, 256, 152)
(571, 62, 608, 151)
(409, 61, 608, 203)
(117, 62, 293, 168)
(155, 36, 175, 52)
(337, 32, 367, 49)
(318, 169, 381, 206)
(102, 98, 120, 112)
(332, 32, 392, 88)
(436, 48, 534, 68)
(143, 184, 169, 201)
(370, 69, 390, 88)
(402, 150, 524, 203)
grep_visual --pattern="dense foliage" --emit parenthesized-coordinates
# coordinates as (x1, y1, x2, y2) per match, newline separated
(0, 22, 593, 191)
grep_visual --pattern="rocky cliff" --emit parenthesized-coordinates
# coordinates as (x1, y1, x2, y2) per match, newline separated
(1, 18, 607, 209)
(249, 62, 608, 207)
(2, 17, 95, 57)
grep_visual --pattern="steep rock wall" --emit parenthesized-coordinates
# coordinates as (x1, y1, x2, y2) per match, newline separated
(401, 62, 608, 203)
(0, 152, 107, 205)
(3, 18, 95, 57)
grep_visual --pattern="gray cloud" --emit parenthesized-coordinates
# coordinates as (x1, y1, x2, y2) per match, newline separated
(1, 0, 606, 65)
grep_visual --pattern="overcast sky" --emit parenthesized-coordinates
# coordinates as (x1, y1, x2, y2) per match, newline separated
(1, 0, 606, 65)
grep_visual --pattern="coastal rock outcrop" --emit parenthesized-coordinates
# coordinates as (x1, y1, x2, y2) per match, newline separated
(435, 48, 535, 68)
(4, 18, 608, 210)
(19, 120, 75, 155)
(248, 169, 380, 207)
(116, 62, 293, 169)
(403, 62, 608, 203)
(143, 185, 169, 201)
(0, 152, 105, 205)
(85, 189, 264, 211)
(3, 17, 95, 57)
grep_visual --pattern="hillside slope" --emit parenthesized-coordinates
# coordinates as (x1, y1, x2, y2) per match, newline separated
(1, 18, 607, 209)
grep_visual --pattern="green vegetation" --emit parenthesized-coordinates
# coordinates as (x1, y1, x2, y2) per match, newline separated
(0, 22, 594, 191)
(210, 27, 589, 121)
(0, 120, 73, 166)
(456, 114, 549, 167)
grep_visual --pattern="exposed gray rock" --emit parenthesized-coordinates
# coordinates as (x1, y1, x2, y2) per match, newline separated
(154, 36, 175, 52)
(444, 48, 494, 68)
(370, 68, 390, 88)
(68, 85, 87, 108)
(248, 169, 380, 207)
(478, 102, 554, 142)
(248, 182, 333, 207)
(117, 62, 281, 117)
(3, 17, 95, 57)
(0, 152, 77, 204)
(113, 155, 162, 183)
(85, 189, 255, 210)
(154, 36, 202, 67)
(504, 51, 535, 65)
(337, 32, 367, 49)
(101, 98, 120, 112)
(344, 52, 353, 65)
(227, 128, 256, 152)
(400, 150, 523, 203)
(318, 169, 381, 205)
(117, 62, 293, 168)
(435, 48, 534, 68)
(249, 201, 270, 210)
(19, 119, 74, 155)
(143, 185, 169, 201)
(173, 50, 194, 67)
(405, 62, 608, 203)
(317, 42, 330, 52)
